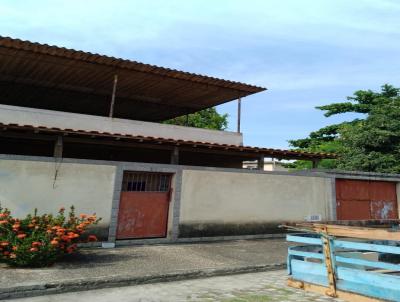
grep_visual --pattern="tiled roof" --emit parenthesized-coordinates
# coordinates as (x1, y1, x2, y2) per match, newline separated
(0, 122, 336, 160)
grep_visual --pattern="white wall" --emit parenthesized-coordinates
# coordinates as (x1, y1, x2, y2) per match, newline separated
(0, 104, 243, 145)
(0, 159, 116, 226)
(180, 170, 333, 224)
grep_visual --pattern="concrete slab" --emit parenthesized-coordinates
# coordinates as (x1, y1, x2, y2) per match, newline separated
(0, 104, 243, 145)
(0, 239, 288, 300)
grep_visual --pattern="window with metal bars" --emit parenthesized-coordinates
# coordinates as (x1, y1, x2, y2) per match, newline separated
(122, 172, 172, 192)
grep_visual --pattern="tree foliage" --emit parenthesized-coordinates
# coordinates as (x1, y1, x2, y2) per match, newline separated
(289, 84, 400, 173)
(164, 107, 228, 130)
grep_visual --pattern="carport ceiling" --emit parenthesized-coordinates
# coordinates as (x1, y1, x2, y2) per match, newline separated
(0, 36, 266, 121)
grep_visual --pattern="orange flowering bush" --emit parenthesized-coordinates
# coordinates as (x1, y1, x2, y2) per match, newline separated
(0, 205, 100, 267)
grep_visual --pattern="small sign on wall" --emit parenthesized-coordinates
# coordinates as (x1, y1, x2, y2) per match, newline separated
(304, 214, 322, 222)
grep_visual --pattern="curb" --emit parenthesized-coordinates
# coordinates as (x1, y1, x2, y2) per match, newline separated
(0, 263, 286, 300)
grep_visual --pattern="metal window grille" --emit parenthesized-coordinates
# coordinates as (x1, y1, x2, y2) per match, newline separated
(122, 172, 171, 192)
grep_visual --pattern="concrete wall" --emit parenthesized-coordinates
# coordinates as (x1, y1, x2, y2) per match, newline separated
(179, 169, 333, 237)
(0, 104, 243, 145)
(0, 159, 116, 239)
(5, 155, 400, 244)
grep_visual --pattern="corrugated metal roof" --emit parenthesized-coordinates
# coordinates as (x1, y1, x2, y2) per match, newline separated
(0, 122, 336, 160)
(0, 36, 266, 121)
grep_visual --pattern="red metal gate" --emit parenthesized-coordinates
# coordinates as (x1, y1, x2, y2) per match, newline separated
(116, 172, 172, 239)
(336, 179, 398, 220)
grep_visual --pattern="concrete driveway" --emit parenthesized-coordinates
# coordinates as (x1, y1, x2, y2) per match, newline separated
(0, 239, 289, 300)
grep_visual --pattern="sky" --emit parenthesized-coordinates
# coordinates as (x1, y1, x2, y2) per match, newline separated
(1, 0, 400, 148)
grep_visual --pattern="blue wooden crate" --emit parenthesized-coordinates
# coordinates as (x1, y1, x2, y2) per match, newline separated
(287, 233, 400, 301)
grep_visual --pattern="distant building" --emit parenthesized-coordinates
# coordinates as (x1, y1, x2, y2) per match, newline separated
(243, 159, 288, 171)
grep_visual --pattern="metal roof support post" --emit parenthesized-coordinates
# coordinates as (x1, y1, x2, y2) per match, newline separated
(170, 146, 179, 165)
(257, 154, 264, 170)
(109, 74, 118, 118)
(312, 159, 320, 169)
(237, 97, 241, 133)
(53, 136, 63, 158)
(52, 136, 63, 188)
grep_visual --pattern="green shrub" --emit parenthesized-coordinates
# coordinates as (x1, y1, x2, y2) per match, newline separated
(0, 205, 100, 267)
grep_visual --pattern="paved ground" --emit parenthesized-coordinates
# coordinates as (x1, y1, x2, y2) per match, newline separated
(7, 270, 344, 302)
(0, 239, 288, 299)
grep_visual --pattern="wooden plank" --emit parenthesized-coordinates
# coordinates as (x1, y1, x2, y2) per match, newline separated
(334, 240, 400, 255)
(337, 266, 400, 301)
(288, 279, 383, 302)
(312, 224, 400, 241)
(335, 255, 400, 271)
(286, 234, 322, 245)
(321, 229, 337, 297)
(288, 249, 324, 260)
(291, 259, 328, 287)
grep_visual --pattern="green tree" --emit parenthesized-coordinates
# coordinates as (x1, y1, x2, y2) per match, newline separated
(288, 84, 400, 173)
(164, 107, 228, 130)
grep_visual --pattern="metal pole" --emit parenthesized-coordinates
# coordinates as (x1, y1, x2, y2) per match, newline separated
(109, 74, 118, 118)
(237, 97, 241, 133)
(312, 159, 320, 169)
(53, 136, 63, 158)
(257, 154, 264, 170)
(170, 146, 179, 165)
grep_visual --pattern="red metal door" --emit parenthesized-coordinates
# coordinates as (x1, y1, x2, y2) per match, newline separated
(116, 172, 172, 239)
(336, 179, 398, 220)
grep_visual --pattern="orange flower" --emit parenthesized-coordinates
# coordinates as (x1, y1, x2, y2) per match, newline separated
(50, 239, 59, 246)
(12, 246, 18, 251)
(28, 223, 34, 228)
(12, 223, 20, 229)
(0, 241, 9, 246)
(67, 232, 79, 239)
(88, 235, 98, 242)
(66, 245, 76, 254)
(9, 253, 16, 259)
(79, 214, 87, 219)
(17, 234, 26, 239)
(61, 235, 71, 242)
(0, 220, 7, 225)
(31, 242, 42, 247)
(29, 247, 38, 252)
(0, 213, 8, 218)
(59, 207, 65, 212)
(87, 215, 97, 222)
